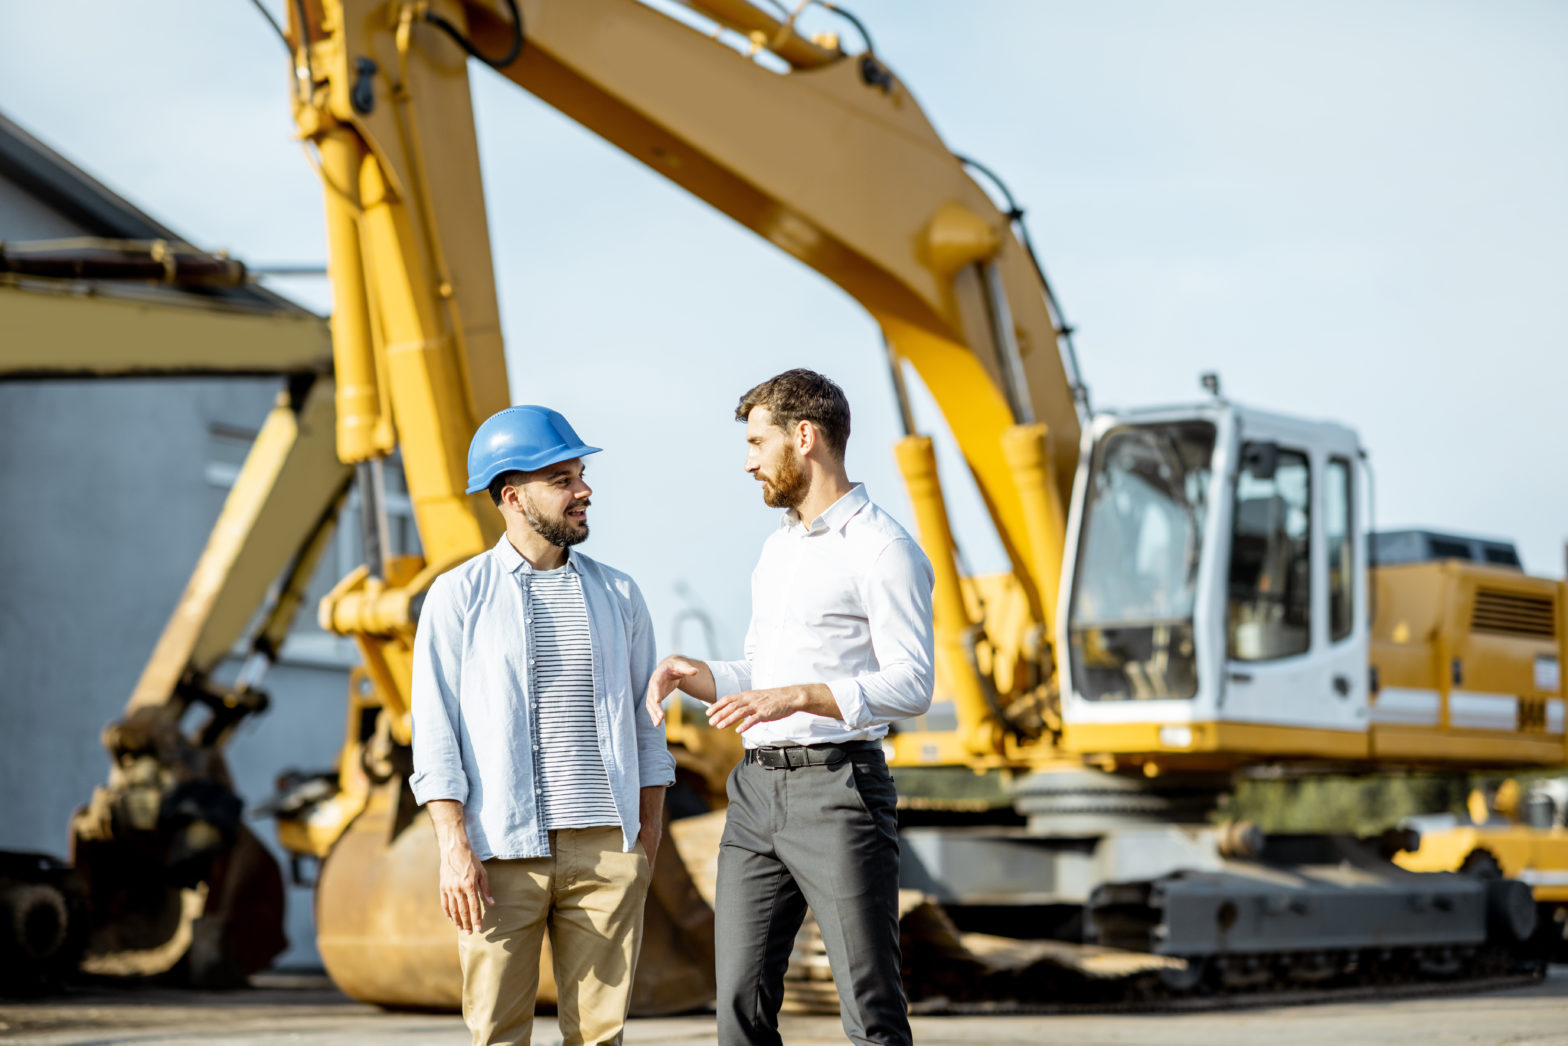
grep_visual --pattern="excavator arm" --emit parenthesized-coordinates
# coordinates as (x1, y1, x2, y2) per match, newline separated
(266, 0, 1085, 1009)
(291, 0, 1082, 769)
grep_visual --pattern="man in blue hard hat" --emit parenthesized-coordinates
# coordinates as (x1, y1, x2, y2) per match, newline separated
(645, 369, 935, 1046)
(409, 405, 676, 1046)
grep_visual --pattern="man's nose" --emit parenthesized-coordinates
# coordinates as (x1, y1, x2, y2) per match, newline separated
(574, 481, 592, 498)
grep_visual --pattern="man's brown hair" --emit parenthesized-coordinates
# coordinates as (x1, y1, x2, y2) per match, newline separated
(735, 369, 852, 460)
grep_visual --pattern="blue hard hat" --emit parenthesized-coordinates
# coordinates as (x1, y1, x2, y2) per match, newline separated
(465, 406, 602, 494)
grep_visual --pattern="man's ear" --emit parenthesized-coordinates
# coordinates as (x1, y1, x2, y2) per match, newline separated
(795, 419, 816, 456)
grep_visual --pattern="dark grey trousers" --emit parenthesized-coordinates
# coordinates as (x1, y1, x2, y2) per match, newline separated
(714, 748, 911, 1046)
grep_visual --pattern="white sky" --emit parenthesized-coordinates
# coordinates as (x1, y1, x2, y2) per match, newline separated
(2, 1, 1564, 657)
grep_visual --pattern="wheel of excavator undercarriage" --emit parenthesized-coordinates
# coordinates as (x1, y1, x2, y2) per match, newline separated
(1542, 904, 1568, 963)
(1158, 956, 1209, 994)
(1459, 849, 1503, 879)
(1214, 953, 1273, 990)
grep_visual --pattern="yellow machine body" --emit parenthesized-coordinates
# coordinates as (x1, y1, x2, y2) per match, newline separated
(1397, 823, 1568, 904)
(1370, 563, 1566, 765)
(1396, 777, 1568, 961)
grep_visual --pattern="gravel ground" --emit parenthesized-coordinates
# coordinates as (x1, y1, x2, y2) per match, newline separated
(2, 968, 1566, 1045)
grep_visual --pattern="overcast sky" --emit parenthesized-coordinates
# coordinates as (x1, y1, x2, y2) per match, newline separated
(2, 1, 1564, 657)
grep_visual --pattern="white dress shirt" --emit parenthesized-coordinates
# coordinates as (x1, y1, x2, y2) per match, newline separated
(708, 483, 936, 747)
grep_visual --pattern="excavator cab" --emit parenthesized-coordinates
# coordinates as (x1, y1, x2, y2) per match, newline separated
(1059, 402, 1373, 767)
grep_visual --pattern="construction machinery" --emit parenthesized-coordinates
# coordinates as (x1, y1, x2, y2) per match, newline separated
(28, 0, 1565, 1011)
(0, 101, 346, 989)
(1397, 774, 1568, 961)
(0, 249, 340, 988)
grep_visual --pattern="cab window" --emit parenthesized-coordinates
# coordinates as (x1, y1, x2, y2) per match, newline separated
(1326, 457, 1354, 641)
(1228, 443, 1311, 661)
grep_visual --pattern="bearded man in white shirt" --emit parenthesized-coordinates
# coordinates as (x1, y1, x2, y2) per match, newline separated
(646, 369, 935, 1046)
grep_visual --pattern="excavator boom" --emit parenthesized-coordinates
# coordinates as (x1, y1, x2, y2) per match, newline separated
(266, 0, 1084, 1009)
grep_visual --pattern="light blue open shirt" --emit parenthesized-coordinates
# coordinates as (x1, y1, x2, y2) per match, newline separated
(410, 535, 676, 860)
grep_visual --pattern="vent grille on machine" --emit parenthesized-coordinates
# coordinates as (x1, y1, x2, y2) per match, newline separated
(1470, 589, 1558, 639)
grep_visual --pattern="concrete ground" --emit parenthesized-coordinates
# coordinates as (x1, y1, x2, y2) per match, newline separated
(2, 968, 1567, 1046)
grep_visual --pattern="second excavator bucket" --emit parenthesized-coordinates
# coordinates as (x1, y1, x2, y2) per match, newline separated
(315, 780, 721, 1014)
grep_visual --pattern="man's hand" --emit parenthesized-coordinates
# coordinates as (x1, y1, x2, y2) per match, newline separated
(706, 683, 841, 733)
(638, 785, 666, 869)
(439, 840, 493, 934)
(427, 799, 493, 934)
(645, 655, 713, 727)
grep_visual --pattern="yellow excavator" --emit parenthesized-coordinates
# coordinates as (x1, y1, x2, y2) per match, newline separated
(19, 0, 1565, 1010)
(1396, 774, 1568, 960)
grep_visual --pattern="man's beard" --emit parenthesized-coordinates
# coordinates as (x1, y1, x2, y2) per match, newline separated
(523, 493, 590, 548)
(760, 448, 809, 509)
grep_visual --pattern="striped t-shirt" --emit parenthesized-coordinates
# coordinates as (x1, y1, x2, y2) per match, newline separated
(529, 563, 620, 830)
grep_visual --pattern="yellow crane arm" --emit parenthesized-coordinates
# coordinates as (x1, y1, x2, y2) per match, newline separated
(293, 0, 1083, 754)
(0, 278, 331, 378)
(480, 0, 1082, 506)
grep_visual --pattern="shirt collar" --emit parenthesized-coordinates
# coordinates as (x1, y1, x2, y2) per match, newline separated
(491, 532, 580, 575)
(781, 483, 869, 536)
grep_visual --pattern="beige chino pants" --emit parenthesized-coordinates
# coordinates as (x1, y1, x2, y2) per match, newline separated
(459, 825, 650, 1046)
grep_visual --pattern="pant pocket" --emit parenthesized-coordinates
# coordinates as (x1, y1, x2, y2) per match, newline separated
(847, 760, 899, 838)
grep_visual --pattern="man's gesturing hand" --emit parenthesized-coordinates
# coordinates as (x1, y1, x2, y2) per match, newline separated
(645, 655, 706, 727)
(706, 683, 842, 733)
(706, 686, 802, 733)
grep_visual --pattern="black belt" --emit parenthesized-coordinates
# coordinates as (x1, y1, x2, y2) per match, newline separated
(745, 740, 881, 770)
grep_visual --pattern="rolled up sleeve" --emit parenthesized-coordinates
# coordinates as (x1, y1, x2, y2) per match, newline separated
(829, 538, 935, 730)
(628, 583, 677, 789)
(409, 574, 470, 805)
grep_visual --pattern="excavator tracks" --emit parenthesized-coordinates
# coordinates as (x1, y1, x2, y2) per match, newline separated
(782, 891, 1549, 1016)
(902, 971, 1547, 1017)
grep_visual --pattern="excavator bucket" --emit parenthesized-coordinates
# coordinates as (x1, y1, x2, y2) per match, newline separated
(71, 820, 286, 986)
(315, 780, 719, 1014)
(67, 705, 288, 988)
